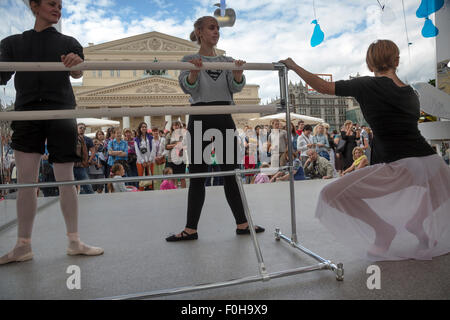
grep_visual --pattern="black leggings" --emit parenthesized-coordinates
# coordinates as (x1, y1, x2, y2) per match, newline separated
(185, 103, 247, 230)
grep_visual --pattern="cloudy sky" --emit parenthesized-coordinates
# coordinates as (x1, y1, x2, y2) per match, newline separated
(0, 0, 444, 105)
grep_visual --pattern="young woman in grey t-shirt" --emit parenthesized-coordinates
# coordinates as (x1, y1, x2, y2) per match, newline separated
(166, 16, 264, 241)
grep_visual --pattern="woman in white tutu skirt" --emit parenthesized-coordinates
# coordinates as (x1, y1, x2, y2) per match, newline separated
(281, 40, 450, 261)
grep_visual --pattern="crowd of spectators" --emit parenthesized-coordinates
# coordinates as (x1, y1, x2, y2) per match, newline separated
(1, 119, 450, 198)
(239, 119, 373, 184)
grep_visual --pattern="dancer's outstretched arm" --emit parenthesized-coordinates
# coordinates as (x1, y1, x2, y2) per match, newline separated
(280, 58, 335, 95)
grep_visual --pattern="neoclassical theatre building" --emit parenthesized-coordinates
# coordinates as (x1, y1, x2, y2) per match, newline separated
(73, 31, 261, 131)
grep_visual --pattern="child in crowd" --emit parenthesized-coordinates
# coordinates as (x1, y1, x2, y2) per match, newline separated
(109, 163, 131, 192)
(160, 167, 178, 190)
(253, 162, 271, 184)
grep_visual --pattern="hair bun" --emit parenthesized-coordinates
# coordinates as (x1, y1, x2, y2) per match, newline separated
(190, 31, 197, 42)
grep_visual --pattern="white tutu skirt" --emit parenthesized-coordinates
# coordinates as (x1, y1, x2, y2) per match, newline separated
(315, 154, 450, 261)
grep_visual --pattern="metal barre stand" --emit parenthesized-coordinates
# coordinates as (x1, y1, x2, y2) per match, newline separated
(271, 64, 344, 282)
(0, 61, 344, 300)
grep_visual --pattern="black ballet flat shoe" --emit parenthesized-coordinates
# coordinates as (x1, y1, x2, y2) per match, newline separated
(236, 225, 265, 235)
(166, 230, 198, 242)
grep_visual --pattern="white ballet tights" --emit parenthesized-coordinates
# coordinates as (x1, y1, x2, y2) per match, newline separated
(0, 151, 102, 265)
(14, 151, 79, 238)
(15, 151, 42, 239)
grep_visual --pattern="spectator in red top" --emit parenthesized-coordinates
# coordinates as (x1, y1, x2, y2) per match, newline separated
(244, 148, 256, 183)
(296, 120, 305, 136)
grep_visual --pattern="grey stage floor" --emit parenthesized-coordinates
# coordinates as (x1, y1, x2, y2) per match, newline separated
(0, 179, 449, 300)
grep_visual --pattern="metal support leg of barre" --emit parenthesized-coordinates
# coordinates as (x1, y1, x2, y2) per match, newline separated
(234, 170, 269, 280)
(274, 65, 344, 281)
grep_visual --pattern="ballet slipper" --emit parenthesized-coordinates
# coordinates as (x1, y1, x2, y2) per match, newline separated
(405, 222, 434, 249)
(416, 239, 438, 252)
(415, 240, 439, 260)
(367, 245, 389, 260)
(67, 241, 104, 256)
(0, 244, 33, 265)
(367, 224, 396, 259)
(66, 232, 103, 256)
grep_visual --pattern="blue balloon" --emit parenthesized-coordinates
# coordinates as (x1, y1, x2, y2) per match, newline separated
(311, 20, 325, 47)
(422, 17, 439, 37)
(416, 0, 444, 18)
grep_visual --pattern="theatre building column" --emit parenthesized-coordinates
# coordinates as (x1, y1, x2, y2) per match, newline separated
(165, 115, 172, 131)
(101, 108, 109, 132)
(122, 116, 130, 130)
(144, 116, 151, 128)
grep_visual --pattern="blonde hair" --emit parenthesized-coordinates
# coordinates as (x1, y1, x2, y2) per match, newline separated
(352, 147, 365, 160)
(313, 124, 324, 136)
(344, 120, 353, 127)
(366, 40, 400, 72)
(163, 167, 173, 175)
(271, 119, 280, 126)
(260, 162, 270, 168)
(190, 16, 219, 44)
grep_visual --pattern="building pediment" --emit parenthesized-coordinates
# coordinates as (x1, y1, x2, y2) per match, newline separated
(77, 76, 185, 96)
(84, 31, 224, 55)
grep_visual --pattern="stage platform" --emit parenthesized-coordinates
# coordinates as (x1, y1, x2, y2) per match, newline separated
(0, 179, 449, 300)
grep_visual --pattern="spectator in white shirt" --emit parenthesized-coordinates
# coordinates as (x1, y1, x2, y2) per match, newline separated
(297, 124, 315, 166)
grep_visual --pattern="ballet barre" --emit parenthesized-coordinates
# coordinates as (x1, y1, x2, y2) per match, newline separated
(0, 60, 344, 300)
(0, 168, 281, 191)
(0, 105, 277, 121)
(0, 61, 277, 72)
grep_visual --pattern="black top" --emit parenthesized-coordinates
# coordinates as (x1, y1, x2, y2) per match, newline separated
(335, 76, 435, 164)
(0, 27, 84, 111)
(340, 130, 358, 169)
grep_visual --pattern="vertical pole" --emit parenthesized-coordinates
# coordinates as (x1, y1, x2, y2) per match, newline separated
(0, 134, 4, 196)
(278, 67, 298, 243)
(235, 171, 268, 279)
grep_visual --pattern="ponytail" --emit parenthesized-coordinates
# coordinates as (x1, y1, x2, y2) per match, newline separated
(190, 31, 198, 43)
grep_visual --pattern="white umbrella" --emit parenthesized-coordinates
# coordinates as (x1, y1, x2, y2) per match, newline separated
(76, 118, 120, 127)
(249, 112, 324, 125)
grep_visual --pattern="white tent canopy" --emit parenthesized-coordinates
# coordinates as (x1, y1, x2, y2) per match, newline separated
(76, 118, 120, 127)
(249, 112, 324, 125)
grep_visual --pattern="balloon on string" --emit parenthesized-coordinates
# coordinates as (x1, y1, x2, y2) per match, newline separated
(310, 20, 324, 47)
(416, 0, 444, 18)
(422, 17, 439, 37)
(416, 0, 444, 38)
